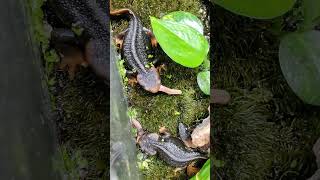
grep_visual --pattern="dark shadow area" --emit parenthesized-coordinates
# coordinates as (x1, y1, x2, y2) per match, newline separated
(0, 0, 57, 179)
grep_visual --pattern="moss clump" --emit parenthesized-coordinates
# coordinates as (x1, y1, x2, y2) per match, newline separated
(127, 62, 209, 179)
(56, 69, 109, 179)
(116, 59, 129, 86)
(25, 0, 60, 109)
(26, 0, 49, 48)
(128, 61, 209, 133)
(136, 153, 181, 180)
(213, 88, 277, 179)
(26, 0, 59, 71)
(111, 0, 201, 29)
(53, 145, 88, 180)
(112, 0, 208, 179)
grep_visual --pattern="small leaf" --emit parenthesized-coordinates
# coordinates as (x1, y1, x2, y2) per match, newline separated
(165, 74, 173, 79)
(190, 159, 210, 180)
(48, 77, 56, 86)
(197, 71, 210, 95)
(162, 11, 204, 34)
(174, 111, 181, 116)
(137, 153, 144, 161)
(279, 31, 320, 105)
(212, 0, 296, 19)
(127, 107, 138, 119)
(142, 161, 149, 169)
(150, 16, 209, 68)
(201, 58, 210, 71)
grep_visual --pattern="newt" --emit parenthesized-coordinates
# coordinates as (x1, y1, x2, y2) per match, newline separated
(110, 9, 182, 95)
(47, 0, 109, 80)
(131, 119, 207, 167)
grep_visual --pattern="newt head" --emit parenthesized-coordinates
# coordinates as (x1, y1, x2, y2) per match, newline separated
(136, 67, 161, 93)
(130, 119, 145, 143)
(137, 67, 182, 95)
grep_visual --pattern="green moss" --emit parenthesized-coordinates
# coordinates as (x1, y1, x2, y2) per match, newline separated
(128, 61, 209, 136)
(127, 107, 138, 119)
(213, 88, 276, 179)
(53, 145, 88, 180)
(116, 59, 129, 86)
(26, 0, 59, 67)
(139, 156, 185, 180)
(111, 0, 201, 30)
(25, 0, 59, 108)
(125, 62, 208, 179)
(56, 70, 109, 179)
(26, 0, 49, 47)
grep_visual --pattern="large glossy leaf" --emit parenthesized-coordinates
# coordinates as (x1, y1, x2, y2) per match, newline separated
(162, 11, 204, 34)
(190, 159, 210, 180)
(279, 31, 320, 105)
(150, 16, 209, 68)
(212, 0, 296, 19)
(197, 71, 210, 95)
(301, 0, 320, 31)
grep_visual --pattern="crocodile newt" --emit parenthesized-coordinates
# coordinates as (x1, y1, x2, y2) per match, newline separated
(110, 9, 182, 95)
(48, 0, 109, 80)
(131, 119, 207, 167)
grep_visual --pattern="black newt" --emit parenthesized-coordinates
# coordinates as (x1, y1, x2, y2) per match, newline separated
(48, 0, 109, 80)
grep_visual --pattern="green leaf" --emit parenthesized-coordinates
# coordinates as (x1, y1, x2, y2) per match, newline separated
(162, 11, 204, 34)
(190, 159, 210, 180)
(212, 0, 296, 19)
(301, 0, 320, 31)
(150, 16, 209, 68)
(279, 31, 320, 105)
(201, 58, 210, 71)
(197, 71, 210, 95)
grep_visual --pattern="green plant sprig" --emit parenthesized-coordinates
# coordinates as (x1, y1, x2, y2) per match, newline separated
(150, 11, 210, 95)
